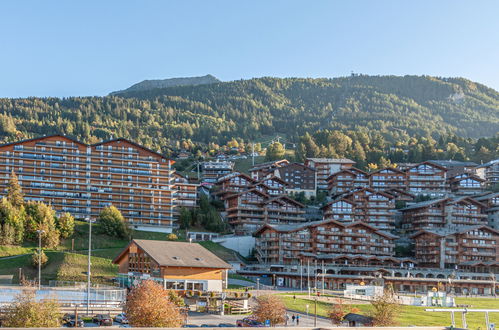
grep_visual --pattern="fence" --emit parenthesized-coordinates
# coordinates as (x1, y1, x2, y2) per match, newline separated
(0, 287, 126, 307)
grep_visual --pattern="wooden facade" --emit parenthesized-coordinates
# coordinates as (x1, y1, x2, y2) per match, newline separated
(0, 135, 176, 229)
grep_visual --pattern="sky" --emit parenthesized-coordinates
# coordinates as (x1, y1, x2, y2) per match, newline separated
(1, 0, 498, 97)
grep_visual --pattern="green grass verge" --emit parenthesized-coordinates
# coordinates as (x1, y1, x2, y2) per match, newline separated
(199, 241, 238, 262)
(228, 273, 255, 283)
(278, 294, 499, 329)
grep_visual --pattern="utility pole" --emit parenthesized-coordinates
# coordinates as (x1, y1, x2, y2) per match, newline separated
(252, 143, 255, 166)
(307, 259, 310, 298)
(322, 260, 325, 295)
(300, 260, 303, 292)
(86, 218, 92, 315)
(314, 296, 317, 327)
(36, 229, 45, 290)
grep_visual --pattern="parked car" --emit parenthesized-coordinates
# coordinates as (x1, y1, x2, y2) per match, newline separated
(114, 313, 128, 324)
(92, 314, 113, 326)
(236, 318, 264, 327)
(62, 314, 84, 328)
(218, 323, 236, 327)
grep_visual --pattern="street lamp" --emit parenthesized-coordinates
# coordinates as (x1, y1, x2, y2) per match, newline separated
(36, 229, 45, 290)
(86, 217, 92, 315)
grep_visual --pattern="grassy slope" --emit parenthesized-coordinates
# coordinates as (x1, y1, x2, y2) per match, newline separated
(0, 221, 238, 284)
(278, 295, 499, 329)
(0, 252, 117, 284)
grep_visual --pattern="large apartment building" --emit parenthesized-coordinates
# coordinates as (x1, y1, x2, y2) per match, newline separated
(254, 220, 400, 267)
(200, 160, 234, 183)
(224, 189, 306, 234)
(0, 135, 176, 232)
(327, 167, 369, 195)
(405, 162, 448, 196)
(476, 159, 499, 187)
(400, 197, 488, 232)
(173, 173, 199, 209)
(274, 163, 316, 198)
(322, 188, 396, 230)
(369, 167, 406, 191)
(411, 225, 499, 271)
(305, 158, 355, 190)
(249, 159, 290, 180)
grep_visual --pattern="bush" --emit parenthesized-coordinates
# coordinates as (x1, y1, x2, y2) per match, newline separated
(31, 250, 48, 268)
(2, 291, 61, 327)
(97, 206, 129, 239)
(167, 233, 178, 241)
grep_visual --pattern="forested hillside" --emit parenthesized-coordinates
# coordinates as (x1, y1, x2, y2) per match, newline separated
(0, 75, 497, 163)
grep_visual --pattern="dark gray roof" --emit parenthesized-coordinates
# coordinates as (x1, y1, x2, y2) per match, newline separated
(428, 160, 478, 168)
(117, 239, 231, 269)
(401, 198, 447, 211)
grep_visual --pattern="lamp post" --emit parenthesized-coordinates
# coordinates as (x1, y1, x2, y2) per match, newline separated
(36, 229, 45, 290)
(314, 295, 318, 327)
(86, 218, 92, 315)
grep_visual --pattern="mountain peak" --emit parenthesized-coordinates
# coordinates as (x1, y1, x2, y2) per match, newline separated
(109, 74, 220, 95)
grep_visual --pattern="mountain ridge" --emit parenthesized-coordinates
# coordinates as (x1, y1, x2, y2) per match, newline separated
(109, 74, 220, 95)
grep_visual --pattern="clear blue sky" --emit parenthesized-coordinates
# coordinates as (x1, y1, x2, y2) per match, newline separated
(1, 0, 498, 97)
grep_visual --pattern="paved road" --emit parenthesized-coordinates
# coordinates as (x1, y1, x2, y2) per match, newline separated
(186, 310, 331, 327)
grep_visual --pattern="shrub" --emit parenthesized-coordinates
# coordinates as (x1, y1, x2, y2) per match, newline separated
(31, 250, 48, 268)
(2, 291, 61, 327)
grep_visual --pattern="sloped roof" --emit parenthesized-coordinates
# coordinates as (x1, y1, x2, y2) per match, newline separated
(113, 239, 231, 269)
(306, 158, 356, 164)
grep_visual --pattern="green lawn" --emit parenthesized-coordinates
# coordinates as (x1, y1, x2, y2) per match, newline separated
(278, 294, 499, 330)
(228, 273, 255, 283)
(0, 251, 117, 285)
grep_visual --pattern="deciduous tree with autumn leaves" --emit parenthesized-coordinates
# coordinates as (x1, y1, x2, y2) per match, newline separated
(125, 280, 185, 327)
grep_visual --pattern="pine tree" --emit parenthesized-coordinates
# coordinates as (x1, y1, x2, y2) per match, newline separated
(7, 171, 24, 208)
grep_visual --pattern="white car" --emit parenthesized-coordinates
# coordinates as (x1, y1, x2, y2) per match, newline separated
(114, 313, 128, 324)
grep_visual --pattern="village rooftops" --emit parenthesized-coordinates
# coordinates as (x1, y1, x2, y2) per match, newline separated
(113, 239, 231, 269)
(476, 158, 499, 168)
(401, 196, 487, 211)
(306, 158, 356, 164)
(254, 219, 398, 239)
(428, 160, 479, 169)
(410, 224, 499, 238)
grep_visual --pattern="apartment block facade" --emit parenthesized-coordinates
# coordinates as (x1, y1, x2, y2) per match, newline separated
(249, 159, 290, 180)
(476, 159, 499, 187)
(400, 197, 488, 232)
(0, 135, 176, 231)
(369, 167, 406, 191)
(405, 162, 448, 196)
(327, 167, 369, 195)
(254, 220, 401, 267)
(224, 189, 306, 234)
(173, 173, 199, 209)
(274, 162, 317, 198)
(201, 160, 234, 183)
(305, 158, 355, 190)
(322, 188, 396, 230)
(411, 225, 499, 271)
